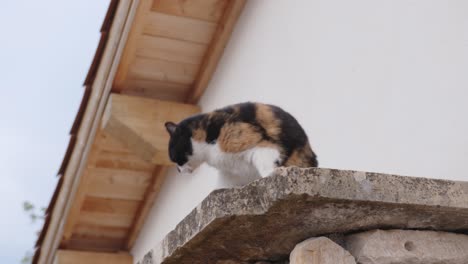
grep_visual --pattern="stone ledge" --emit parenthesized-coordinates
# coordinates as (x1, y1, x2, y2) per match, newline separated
(139, 167, 468, 264)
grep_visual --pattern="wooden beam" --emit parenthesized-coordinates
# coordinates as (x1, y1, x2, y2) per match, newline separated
(39, 1, 138, 263)
(152, 0, 229, 22)
(63, 238, 126, 253)
(101, 94, 200, 165)
(125, 165, 168, 249)
(186, 0, 246, 103)
(60, 131, 102, 245)
(113, 0, 153, 92)
(54, 250, 132, 264)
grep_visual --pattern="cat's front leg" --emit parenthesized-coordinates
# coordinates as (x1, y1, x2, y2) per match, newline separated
(251, 147, 281, 178)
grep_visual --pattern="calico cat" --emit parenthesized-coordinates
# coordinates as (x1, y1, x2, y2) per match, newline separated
(165, 102, 318, 185)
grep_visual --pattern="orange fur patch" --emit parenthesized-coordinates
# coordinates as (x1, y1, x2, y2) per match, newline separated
(256, 104, 281, 141)
(218, 122, 262, 153)
(285, 142, 316, 167)
(257, 140, 278, 148)
(192, 128, 206, 142)
(284, 150, 304, 167)
(303, 142, 315, 160)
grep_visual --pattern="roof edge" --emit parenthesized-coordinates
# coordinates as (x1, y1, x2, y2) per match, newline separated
(33, 0, 138, 262)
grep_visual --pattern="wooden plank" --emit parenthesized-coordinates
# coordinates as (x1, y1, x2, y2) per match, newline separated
(128, 56, 199, 85)
(77, 211, 135, 228)
(144, 11, 217, 44)
(42, 0, 138, 261)
(64, 238, 125, 253)
(81, 196, 140, 215)
(187, 0, 246, 103)
(60, 130, 104, 245)
(61, 133, 142, 244)
(120, 78, 189, 102)
(101, 94, 200, 165)
(62, 131, 145, 246)
(152, 0, 228, 22)
(55, 250, 132, 264)
(94, 150, 155, 172)
(125, 166, 168, 249)
(73, 224, 129, 240)
(87, 168, 153, 201)
(136, 34, 207, 65)
(114, 0, 154, 92)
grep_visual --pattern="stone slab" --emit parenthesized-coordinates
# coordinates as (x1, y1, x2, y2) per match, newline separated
(290, 237, 356, 264)
(139, 167, 468, 264)
(345, 229, 468, 264)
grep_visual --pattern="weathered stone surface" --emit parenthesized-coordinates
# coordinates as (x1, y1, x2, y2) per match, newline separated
(345, 229, 468, 264)
(290, 237, 356, 264)
(140, 167, 468, 264)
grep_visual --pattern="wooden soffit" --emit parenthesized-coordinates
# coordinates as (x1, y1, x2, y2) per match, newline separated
(34, 0, 247, 263)
(113, 0, 247, 103)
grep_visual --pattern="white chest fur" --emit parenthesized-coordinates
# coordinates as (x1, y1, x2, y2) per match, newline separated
(190, 139, 281, 186)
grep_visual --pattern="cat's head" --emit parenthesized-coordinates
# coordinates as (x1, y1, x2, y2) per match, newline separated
(164, 121, 202, 173)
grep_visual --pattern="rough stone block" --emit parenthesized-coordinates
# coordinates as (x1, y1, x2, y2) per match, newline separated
(290, 237, 356, 264)
(345, 229, 468, 264)
(138, 167, 468, 264)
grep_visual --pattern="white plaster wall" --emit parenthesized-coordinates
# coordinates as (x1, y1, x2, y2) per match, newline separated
(132, 0, 468, 261)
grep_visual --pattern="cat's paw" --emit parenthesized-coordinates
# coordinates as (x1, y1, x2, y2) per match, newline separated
(251, 147, 281, 178)
(257, 166, 275, 178)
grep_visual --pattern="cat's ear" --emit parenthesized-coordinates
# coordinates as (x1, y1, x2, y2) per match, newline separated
(165, 122, 177, 135)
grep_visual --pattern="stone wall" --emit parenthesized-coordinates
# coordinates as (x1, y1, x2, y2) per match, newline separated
(290, 230, 468, 264)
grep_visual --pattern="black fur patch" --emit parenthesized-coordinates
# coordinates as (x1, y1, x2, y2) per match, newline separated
(206, 115, 225, 144)
(270, 105, 310, 164)
(237, 103, 256, 123)
(167, 124, 193, 166)
(236, 103, 270, 140)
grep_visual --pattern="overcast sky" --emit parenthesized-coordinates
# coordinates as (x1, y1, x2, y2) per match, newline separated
(0, 1, 110, 262)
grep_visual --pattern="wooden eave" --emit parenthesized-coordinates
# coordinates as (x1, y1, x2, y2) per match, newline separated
(33, 0, 246, 263)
